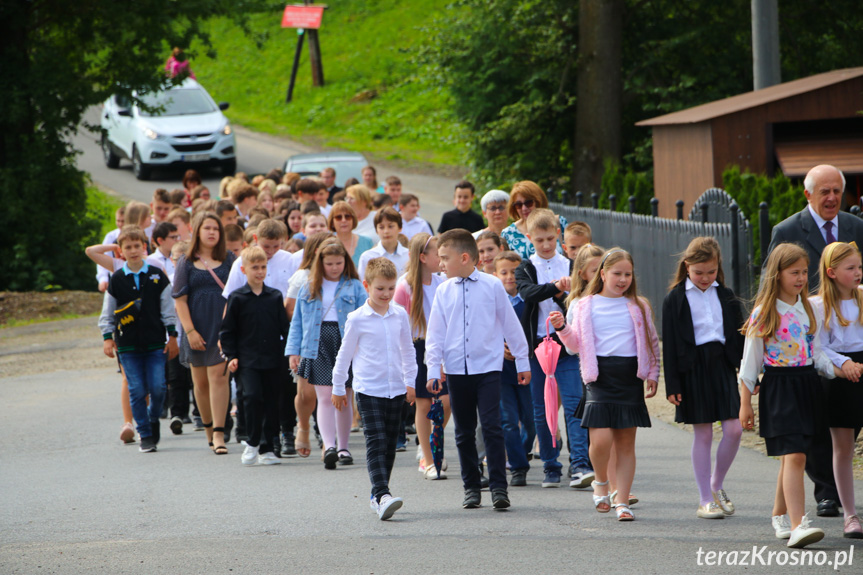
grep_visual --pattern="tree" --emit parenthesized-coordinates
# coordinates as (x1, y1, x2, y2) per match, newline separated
(0, 0, 274, 291)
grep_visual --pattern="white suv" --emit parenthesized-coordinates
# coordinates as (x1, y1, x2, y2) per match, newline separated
(101, 79, 236, 180)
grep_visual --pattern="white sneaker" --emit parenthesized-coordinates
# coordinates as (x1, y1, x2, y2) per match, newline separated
(377, 494, 403, 520)
(241, 444, 259, 466)
(416, 445, 423, 461)
(772, 514, 791, 539)
(424, 465, 447, 480)
(787, 514, 824, 548)
(370, 495, 379, 514)
(257, 451, 281, 465)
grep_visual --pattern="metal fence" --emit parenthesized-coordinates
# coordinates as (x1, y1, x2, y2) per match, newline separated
(549, 195, 754, 336)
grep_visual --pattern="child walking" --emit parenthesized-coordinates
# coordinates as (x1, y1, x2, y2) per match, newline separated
(810, 242, 863, 538)
(333, 258, 418, 520)
(220, 246, 291, 466)
(426, 229, 531, 510)
(393, 233, 451, 480)
(286, 241, 367, 469)
(551, 248, 659, 521)
(739, 243, 844, 548)
(662, 237, 746, 519)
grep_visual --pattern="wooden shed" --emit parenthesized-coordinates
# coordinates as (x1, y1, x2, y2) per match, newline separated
(636, 67, 863, 219)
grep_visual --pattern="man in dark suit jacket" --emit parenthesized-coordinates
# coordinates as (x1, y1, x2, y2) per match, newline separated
(320, 167, 342, 204)
(765, 164, 863, 517)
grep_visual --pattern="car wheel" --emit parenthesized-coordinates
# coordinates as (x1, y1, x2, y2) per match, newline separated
(132, 145, 151, 180)
(101, 133, 120, 169)
(221, 158, 237, 176)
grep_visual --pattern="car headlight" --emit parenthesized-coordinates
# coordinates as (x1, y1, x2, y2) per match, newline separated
(222, 124, 232, 136)
(143, 127, 160, 140)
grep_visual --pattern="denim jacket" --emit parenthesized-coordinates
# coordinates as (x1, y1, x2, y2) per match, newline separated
(284, 277, 367, 359)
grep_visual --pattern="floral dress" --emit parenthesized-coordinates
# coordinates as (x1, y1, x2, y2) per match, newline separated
(500, 215, 568, 259)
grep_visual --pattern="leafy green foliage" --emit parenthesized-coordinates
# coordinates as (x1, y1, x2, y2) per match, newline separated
(599, 160, 654, 214)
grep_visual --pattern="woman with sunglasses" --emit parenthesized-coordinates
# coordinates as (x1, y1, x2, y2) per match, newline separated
(472, 189, 511, 239)
(500, 180, 567, 259)
(328, 201, 375, 268)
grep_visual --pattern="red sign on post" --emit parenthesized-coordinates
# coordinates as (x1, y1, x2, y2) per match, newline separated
(281, 5, 325, 29)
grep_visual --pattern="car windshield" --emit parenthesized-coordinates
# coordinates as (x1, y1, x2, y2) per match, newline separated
(288, 159, 366, 187)
(138, 89, 216, 117)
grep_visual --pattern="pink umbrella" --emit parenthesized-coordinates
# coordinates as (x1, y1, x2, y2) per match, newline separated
(535, 318, 562, 447)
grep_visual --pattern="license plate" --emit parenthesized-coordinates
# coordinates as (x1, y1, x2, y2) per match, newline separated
(183, 154, 209, 162)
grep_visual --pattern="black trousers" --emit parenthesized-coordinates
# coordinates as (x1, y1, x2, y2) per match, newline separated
(279, 355, 297, 436)
(238, 366, 281, 454)
(357, 392, 404, 501)
(448, 372, 507, 491)
(165, 355, 191, 418)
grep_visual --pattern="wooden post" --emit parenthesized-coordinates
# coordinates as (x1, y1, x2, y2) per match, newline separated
(305, 0, 324, 86)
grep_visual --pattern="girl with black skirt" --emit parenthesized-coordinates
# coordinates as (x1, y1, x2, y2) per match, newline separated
(739, 243, 843, 549)
(551, 248, 659, 522)
(662, 237, 746, 520)
(810, 242, 863, 539)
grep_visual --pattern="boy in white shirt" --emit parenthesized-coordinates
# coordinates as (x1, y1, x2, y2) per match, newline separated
(357, 208, 410, 280)
(332, 258, 417, 520)
(145, 222, 179, 283)
(426, 229, 531, 510)
(399, 194, 434, 240)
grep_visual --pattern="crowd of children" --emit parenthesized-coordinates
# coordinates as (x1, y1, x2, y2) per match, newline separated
(89, 167, 861, 541)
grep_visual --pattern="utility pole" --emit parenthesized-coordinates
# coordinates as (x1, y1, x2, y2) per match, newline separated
(751, 0, 781, 90)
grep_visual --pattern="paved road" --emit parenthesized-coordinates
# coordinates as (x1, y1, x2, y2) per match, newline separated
(72, 107, 458, 228)
(1, 325, 860, 574)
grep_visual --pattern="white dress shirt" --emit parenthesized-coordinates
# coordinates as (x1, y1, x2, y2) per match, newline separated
(812, 292, 863, 368)
(145, 250, 176, 284)
(357, 241, 410, 281)
(426, 269, 530, 379)
(738, 296, 835, 392)
(685, 278, 725, 345)
(807, 203, 838, 243)
(591, 295, 637, 357)
(332, 302, 417, 398)
(222, 249, 294, 299)
(402, 216, 433, 240)
(286, 249, 303, 280)
(530, 252, 571, 337)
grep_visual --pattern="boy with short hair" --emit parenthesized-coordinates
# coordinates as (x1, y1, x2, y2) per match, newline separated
(437, 180, 484, 234)
(515, 208, 593, 489)
(426, 229, 531, 510)
(295, 178, 321, 206)
(167, 207, 192, 241)
(563, 221, 592, 260)
(146, 222, 179, 283)
(220, 246, 290, 466)
(313, 181, 332, 218)
(398, 194, 433, 240)
(384, 176, 403, 210)
(151, 188, 172, 223)
(357, 207, 409, 280)
(216, 200, 239, 228)
(98, 226, 179, 453)
(332, 257, 417, 520)
(373, 194, 393, 210)
(493, 251, 536, 487)
(224, 224, 245, 258)
(231, 184, 260, 224)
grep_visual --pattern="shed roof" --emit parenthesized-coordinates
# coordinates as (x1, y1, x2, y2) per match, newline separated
(636, 67, 863, 127)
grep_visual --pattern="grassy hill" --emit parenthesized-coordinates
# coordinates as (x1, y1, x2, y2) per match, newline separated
(192, 0, 465, 170)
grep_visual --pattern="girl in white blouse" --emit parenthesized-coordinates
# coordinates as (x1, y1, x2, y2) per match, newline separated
(810, 242, 863, 539)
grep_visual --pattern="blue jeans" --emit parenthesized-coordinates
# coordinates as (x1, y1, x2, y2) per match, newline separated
(500, 359, 535, 471)
(529, 353, 591, 473)
(119, 349, 167, 439)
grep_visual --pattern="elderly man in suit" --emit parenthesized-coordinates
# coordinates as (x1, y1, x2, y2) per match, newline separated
(765, 164, 863, 519)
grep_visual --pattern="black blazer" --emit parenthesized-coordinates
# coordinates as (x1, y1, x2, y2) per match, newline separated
(661, 281, 746, 397)
(767, 208, 863, 291)
(515, 258, 573, 355)
(327, 185, 344, 204)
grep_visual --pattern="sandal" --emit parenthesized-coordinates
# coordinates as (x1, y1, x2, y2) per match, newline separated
(212, 427, 228, 455)
(616, 504, 635, 521)
(592, 480, 611, 513)
(610, 490, 639, 506)
(202, 421, 214, 450)
(295, 427, 311, 458)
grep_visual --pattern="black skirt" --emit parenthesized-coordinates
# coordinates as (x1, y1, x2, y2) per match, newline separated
(413, 338, 449, 399)
(759, 365, 824, 456)
(581, 356, 651, 429)
(298, 322, 351, 388)
(822, 349, 863, 428)
(674, 341, 740, 424)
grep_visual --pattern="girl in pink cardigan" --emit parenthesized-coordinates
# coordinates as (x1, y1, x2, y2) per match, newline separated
(549, 248, 659, 521)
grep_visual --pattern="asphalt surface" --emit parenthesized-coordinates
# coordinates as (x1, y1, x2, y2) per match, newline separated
(72, 107, 458, 228)
(1, 346, 861, 574)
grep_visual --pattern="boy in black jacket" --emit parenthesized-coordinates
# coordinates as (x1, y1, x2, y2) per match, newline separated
(514, 209, 593, 489)
(99, 226, 178, 453)
(220, 246, 291, 466)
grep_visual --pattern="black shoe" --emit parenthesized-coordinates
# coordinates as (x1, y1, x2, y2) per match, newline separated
(170, 416, 183, 435)
(324, 447, 339, 469)
(139, 436, 157, 453)
(492, 488, 511, 510)
(510, 469, 528, 487)
(480, 474, 490, 489)
(281, 433, 298, 457)
(817, 499, 840, 517)
(338, 451, 354, 465)
(271, 435, 282, 458)
(181, 416, 192, 425)
(150, 420, 160, 444)
(463, 489, 481, 509)
(405, 424, 417, 435)
(160, 404, 168, 419)
(236, 433, 249, 444)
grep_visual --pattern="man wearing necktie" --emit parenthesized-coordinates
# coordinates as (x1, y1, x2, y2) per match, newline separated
(765, 164, 863, 519)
